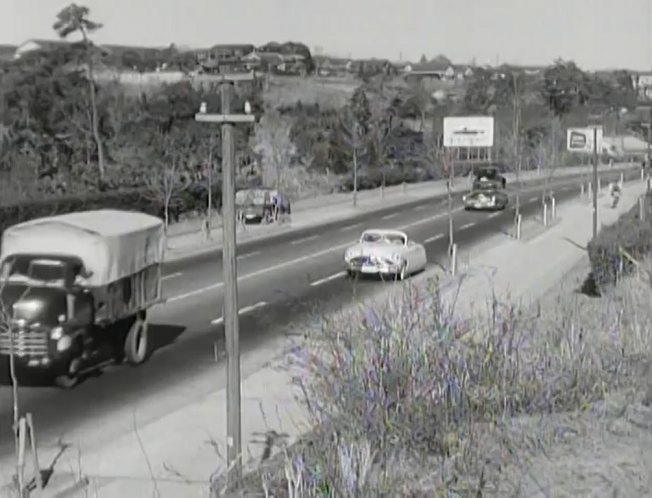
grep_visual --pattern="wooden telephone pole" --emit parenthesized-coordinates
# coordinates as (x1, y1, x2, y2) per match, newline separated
(194, 70, 256, 492)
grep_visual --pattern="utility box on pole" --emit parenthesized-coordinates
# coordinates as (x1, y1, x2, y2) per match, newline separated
(194, 70, 256, 493)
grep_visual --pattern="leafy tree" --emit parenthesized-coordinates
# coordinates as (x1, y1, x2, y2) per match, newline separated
(53, 3, 106, 182)
(419, 54, 427, 64)
(463, 67, 495, 113)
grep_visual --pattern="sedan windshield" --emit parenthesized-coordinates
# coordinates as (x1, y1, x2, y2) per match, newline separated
(361, 233, 405, 245)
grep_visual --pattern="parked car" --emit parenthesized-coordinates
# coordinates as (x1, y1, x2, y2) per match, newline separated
(463, 188, 509, 211)
(0, 210, 165, 388)
(344, 229, 428, 280)
(236, 188, 291, 223)
(472, 164, 507, 190)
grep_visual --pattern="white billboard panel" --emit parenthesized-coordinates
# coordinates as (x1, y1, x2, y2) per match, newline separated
(443, 116, 494, 148)
(566, 126, 603, 154)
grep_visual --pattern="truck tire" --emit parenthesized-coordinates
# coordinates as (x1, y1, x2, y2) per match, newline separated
(54, 357, 83, 389)
(124, 312, 149, 365)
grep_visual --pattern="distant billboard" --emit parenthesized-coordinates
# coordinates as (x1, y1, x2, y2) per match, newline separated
(443, 116, 494, 148)
(566, 126, 603, 154)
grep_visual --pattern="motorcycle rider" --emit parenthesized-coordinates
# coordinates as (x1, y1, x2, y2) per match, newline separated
(609, 181, 622, 208)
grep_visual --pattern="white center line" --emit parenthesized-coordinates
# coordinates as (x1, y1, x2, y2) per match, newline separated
(161, 272, 183, 281)
(459, 222, 476, 230)
(310, 271, 347, 286)
(488, 212, 502, 218)
(340, 222, 362, 231)
(211, 301, 267, 325)
(381, 213, 399, 220)
(529, 196, 539, 202)
(238, 250, 260, 259)
(290, 235, 319, 245)
(414, 205, 429, 211)
(424, 233, 445, 243)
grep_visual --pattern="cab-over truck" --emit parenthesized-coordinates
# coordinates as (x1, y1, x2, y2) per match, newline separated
(0, 209, 165, 388)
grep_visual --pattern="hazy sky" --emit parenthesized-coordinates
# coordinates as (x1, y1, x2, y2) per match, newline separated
(2, 0, 652, 70)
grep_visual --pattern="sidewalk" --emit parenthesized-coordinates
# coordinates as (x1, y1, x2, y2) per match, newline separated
(165, 162, 638, 263)
(11, 175, 646, 498)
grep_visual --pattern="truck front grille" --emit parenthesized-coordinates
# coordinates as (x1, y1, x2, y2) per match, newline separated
(0, 327, 49, 358)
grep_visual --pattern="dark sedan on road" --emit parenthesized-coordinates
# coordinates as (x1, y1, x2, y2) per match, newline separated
(463, 188, 509, 211)
(472, 164, 507, 190)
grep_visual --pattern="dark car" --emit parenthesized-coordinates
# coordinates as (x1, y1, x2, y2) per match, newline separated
(463, 188, 509, 211)
(236, 188, 291, 223)
(472, 164, 507, 190)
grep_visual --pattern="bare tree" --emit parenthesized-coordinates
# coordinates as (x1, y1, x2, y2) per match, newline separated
(339, 110, 368, 207)
(252, 108, 297, 191)
(53, 4, 106, 181)
(145, 143, 191, 233)
(410, 80, 433, 132)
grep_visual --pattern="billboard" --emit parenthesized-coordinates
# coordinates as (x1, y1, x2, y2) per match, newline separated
(443, 116, 494, 148)
(566, 126, 603, 154)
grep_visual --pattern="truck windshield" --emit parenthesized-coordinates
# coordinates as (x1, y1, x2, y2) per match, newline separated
(0, 284, 67, 326)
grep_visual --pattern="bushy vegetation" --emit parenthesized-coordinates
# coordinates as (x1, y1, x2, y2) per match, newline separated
(0, 4, 642, 233)
(587, 191, 652, 290)
(232, 263, 652, 496)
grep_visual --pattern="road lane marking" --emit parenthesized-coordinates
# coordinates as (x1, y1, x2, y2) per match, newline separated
(414, 205, 429, 211)
(162, 272, 183, 281)
(290, 235, 319, 245)
(211, 301, 268, 324)
(424, 233, 445, 243)
(460, 222, 475, 230)
(529, 196, 539, 202)
(488, 212, 501, 218)
(166, 182, 579, 303)
(238, 250, 260, 259)
(340, 222, 361, 231)
(310, 271, 347, 286)
(402, 207, 464, 229)
(381, 213, 399, 220)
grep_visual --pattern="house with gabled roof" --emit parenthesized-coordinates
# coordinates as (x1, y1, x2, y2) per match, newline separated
(13, 39, 73, 59)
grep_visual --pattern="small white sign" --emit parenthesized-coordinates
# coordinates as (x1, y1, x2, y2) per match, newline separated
(566, 126, 603, 154)
(443, 116, 494, 148)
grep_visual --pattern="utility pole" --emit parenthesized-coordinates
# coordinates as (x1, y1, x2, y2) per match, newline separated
(194, 70, 256, 493)
(592, 126, 599, 238)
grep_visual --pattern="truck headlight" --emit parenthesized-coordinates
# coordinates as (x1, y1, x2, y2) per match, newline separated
(57, 335, 72, 352)
(50, 326, 63, 340)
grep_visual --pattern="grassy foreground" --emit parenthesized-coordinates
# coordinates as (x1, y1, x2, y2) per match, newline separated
(223, 258, 652, 497)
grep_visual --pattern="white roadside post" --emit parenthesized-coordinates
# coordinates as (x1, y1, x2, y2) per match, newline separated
(543, 202, 548, 227)
(551, 194, 556, 221)
(194, 70, 256, 494)
(443, 115, 494, 275)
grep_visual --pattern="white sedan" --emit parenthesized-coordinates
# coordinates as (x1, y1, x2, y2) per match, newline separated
(343, 229, 428, 280)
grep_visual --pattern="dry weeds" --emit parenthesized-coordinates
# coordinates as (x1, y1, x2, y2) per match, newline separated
(230, 258, 652, 497)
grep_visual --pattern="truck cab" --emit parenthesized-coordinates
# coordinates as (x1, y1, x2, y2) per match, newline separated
(0, 255, 95, 374)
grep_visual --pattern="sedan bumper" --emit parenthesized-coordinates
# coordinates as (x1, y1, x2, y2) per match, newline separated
(346, 260, 401, 275)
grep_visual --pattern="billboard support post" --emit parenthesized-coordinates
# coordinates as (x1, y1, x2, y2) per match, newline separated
(566, 126, 602, 238)
(442, 116, 495, 260)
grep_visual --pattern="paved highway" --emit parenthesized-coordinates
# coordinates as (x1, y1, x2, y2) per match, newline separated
(0, 168, 637, 461)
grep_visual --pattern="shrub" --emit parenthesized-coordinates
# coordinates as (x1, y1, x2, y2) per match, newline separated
(587, 192, 652, 289)
(237, 265, 652, 496)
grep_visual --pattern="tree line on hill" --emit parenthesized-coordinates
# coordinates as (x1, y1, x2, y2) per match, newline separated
(0, 3, 645, 233)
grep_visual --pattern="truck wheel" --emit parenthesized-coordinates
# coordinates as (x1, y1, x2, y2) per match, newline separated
(54, 357, 82, 389)
(124, 313, 149, 365)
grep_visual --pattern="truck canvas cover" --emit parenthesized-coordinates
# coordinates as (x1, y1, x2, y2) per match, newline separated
(0, 210, 165, 287)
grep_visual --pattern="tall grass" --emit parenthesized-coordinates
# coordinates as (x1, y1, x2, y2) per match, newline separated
(234, 262, 652, 497)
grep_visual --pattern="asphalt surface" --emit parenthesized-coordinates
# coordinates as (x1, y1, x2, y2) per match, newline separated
(0, 168, 639, 460)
